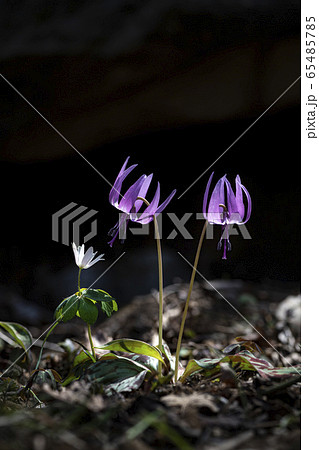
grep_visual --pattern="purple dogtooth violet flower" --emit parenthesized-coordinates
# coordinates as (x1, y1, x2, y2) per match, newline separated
(203, 172, 252, 259)
(108, 157, 176, 246)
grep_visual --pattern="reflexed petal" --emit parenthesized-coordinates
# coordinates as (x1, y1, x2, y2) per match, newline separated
(119, 175, 147, 213)
(203, 172, 214, 219)
(225, 177, 238, 223)
(85, 253, 105, 268)
(236, 177, 252, 224)
(134, 182, 161, 224)
(235, 175, 245, 221)
(109, 157, 138, 207)
(155, 188, 176, 215)
(207, 176, 226, 224)
(134, 174, 153, 212)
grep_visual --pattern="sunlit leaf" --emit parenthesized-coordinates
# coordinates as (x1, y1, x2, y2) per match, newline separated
(100, 299, 118, 317)
(83, 289, 116, 303)
(179, 357, 223, 383)
(180, 350, 301, 382)
(86, 355, 150, 386)
(97, 339, 164, 363)
(54, 295, 79, 322)
(0, 322, 32, 355)
(77, 298, 98, 325)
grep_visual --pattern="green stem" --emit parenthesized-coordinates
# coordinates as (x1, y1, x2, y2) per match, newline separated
(78, 267, 96, 361)
(137, 196, 163, 375)
(174, 220, 208, 383)
(87, 324, 96, 361)
(154, 215, 163, 375)
(35, 320, 60, 370)
(78, 267, 82, 293)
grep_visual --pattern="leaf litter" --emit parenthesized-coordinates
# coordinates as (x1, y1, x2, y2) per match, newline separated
(0, 280, 301, 449)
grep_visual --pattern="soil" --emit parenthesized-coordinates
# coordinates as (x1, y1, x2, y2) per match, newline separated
(0, 279, 301, 450)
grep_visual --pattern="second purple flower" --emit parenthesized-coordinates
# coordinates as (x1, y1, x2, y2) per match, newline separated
(203, 172, 252, 259)
(108, 157, 176, 246)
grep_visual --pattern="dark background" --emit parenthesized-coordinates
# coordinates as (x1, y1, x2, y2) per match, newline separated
(0, 1, 300, 321)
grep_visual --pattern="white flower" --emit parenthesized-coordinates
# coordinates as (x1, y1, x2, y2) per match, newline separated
(72, 243, 104, 269)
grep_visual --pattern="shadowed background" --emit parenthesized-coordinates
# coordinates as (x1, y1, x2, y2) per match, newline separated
(0, 0, 300, 322)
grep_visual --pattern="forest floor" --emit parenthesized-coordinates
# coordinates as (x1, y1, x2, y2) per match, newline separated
(0, 279, 301, 450)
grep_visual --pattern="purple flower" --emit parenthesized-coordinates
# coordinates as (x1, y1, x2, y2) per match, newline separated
(108, 157, 176, 246)
(203, 172, 252, 259)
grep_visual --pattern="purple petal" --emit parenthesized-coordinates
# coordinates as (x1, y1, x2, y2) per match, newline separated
(155, 187, 176, 215)
(235, 176, 252, 224)
(109, 157, 138, 206)
(235, 175, 245, 221)
(207, 176, 226, 224)
(134, 182, 161, 224)
(134, 174, 153, 212)
(203, 172, 214, 219)
(118, 175, 147, 214)
(225, 177, 238, 222)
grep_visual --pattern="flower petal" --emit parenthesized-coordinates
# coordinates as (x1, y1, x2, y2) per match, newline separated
(235, 176, 252, 224)
(155, 187, 176, 215)
(118, 175, 147, 214)
(134, 174, 153, 212)
(78, 244, 85, 266)
(72, 242, 80, 266)
(207, 176, 226, 224)
(134, 182, 161, 224)
(225, 177, 238, 223)
(81, 246, 95, 268)
(203, 172, 214, 219)
(86, 253, 105, 269)
(109, 157, 138, 207)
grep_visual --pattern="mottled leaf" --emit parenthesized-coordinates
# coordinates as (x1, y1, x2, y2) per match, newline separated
(0, 321, 32, 355)
(104, 369, 148, 394)
(86, 355, 150, 386)
(180, 350, 300, 382)
(97, 339, 164, 363)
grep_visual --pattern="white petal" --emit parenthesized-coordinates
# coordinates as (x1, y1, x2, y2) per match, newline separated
(85, 254, 105, 268)
(81, 246, 95, 268)
(72, 242, 80, 266)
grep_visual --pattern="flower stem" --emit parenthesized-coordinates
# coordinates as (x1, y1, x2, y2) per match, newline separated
(78, 267, 96, 361)
(136, 196, 164, 375)
(174, 220, 208, 383)
(35, 320, 60, 370)
(154, 214, 163, 375)
(78, 267, 82, 293)
(87, 324, 96, 361)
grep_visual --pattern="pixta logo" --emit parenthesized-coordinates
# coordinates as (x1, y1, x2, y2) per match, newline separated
(52, 202, 98, 246)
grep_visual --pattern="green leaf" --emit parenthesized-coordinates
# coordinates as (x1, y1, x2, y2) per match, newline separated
(77, 297, 99, 324)
(61, 350, 95, 386)
(179, 357, 223, 383)
(54, 294, 79, 322)
(0, 321, 32, 354)
(29, 368, 62, 388)
(86, 355, 149, 385)
(97, 338, 164, 363)
(104, 370, 148, 394)
(180, 350, 301, 382)
(100, 299, 118, 317)
(83, 289, 116, 302)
